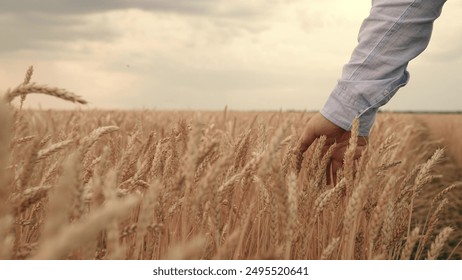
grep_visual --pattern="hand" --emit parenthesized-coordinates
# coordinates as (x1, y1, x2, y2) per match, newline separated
(297, 113, 368, 182)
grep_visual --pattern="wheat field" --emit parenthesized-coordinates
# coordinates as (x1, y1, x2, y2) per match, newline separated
(0, 68, 461, 260)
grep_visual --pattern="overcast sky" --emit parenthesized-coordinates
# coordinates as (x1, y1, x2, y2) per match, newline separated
(1, 0, 461, 111)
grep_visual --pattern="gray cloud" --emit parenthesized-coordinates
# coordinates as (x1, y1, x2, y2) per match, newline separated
(0, 0, 286, 53)
(0, 1, 211, 15)
(0, 0, 283, 18)
(0, 13, 118, 52)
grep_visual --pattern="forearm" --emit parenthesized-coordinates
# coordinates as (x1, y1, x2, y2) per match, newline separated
(321, 0, 447, 136)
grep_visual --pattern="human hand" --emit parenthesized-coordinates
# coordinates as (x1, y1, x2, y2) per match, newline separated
(297, 113, 368, 183)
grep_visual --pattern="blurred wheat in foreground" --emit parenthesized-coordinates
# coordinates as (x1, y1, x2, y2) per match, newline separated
(0, 67, 460, 260)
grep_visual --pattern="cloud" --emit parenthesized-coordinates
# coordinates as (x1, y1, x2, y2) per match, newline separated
(0, 0, 289, 53)
(0, 0, 287, 18)
(0, 13, 118, 53)
(0, 1, 213, 15)
(0, 1, 357, 111)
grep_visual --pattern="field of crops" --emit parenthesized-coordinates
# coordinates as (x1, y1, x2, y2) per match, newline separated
(0, 71, 461, 260)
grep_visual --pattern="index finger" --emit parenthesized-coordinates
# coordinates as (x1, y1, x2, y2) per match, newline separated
(295, 127, 318, 173)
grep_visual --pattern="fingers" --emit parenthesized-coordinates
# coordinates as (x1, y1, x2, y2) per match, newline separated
(296, 112, 369, 180)
(298, 128, 317, 155)
(330, 159, 343, 185)
(331, 142, 367, 162)
(305, 136, 368, 186)
(295, 123, 318, 173)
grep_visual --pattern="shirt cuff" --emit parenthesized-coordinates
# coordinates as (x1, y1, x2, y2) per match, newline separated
(320, 95, 377, 137)
(321, 71, 410, 136)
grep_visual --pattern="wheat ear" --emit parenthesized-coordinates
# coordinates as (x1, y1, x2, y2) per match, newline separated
(19, 66, 34, 109)
(4, 83, 87, 105)
(426, 227, 453, 260)
(400, 227, 421, 260)
(32, 195, 140, 259)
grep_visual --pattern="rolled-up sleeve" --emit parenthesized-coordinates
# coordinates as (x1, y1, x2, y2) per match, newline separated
(321, 0, 446, 136)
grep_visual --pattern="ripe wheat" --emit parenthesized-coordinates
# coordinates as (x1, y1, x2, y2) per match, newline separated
(0, 67, 460, 260)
